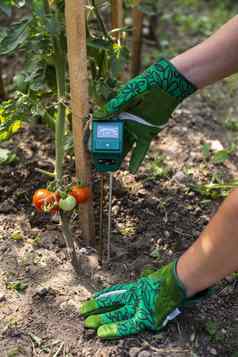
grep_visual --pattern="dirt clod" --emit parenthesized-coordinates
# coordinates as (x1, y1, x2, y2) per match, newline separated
(0, 294, 6, 302)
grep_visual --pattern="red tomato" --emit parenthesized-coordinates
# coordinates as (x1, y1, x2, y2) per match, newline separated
(69, 186, 90, 204)
(32, 189, 59, 213)
(33, 189, 50, 210)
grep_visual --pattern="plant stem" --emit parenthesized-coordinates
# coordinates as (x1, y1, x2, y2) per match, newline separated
(44, 111, 56, 131)
(53, 25, 78, 268)
(0, 62, 5, 100)
(91, 0, 110, 39)
(61, 213, 79, 272)
(54, 37, 79, 271)
(35, 168, 55, 177)
(43, 1, 64, 183)
(43, 0, 50, 13)
(54, 36, 66, 184)
(52, 13, 79, 268)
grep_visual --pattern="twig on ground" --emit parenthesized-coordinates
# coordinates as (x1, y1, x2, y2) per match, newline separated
(174, 229, 193, 238)
(53, 342, 64, 357)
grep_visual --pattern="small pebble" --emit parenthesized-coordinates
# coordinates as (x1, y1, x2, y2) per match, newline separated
(34, 287, 52, 297)
(138, 351, 152, 357)
(112, 205, 120, 215)
(200, 215, 210, 224)
(164, 230, 170, 239)
(210, 140, 224, 152)
(172, 171, 187, 183)
(0, 294, 6, 302)
(38, 287, 48, 296)
(209, 347, 217, 356)
(190, 332, 196, 342)
(194, 207, 202, 215)
(138, 189, 148, 197)
(129, 347, 140, 357)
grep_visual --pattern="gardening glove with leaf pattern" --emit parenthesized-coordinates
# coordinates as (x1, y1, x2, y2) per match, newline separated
(94, 58, 196, 173)
(80, 261, 187, 339)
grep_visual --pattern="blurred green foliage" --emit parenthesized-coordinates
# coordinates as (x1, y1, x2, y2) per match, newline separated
(0, 0, 129, 141)
(143, 0, 238, 61)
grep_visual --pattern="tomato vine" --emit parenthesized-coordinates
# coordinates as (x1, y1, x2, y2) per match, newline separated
(0, 0, 164, 269)
(0, 0, 131, 270)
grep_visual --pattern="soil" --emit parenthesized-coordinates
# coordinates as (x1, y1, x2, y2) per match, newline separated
(1, 5, 238, 357)
(1, 78, 238, 357)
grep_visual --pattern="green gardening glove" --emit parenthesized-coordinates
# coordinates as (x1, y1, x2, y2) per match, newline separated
(94, 58, 197, 173)
(80, 261, 187, 339)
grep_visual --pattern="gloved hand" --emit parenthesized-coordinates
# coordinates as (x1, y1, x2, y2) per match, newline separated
(80, 261, 187, 339)
(94, 58, 197, 173)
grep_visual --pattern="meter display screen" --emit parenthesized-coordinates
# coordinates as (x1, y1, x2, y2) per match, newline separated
(97, 124, 119, 139)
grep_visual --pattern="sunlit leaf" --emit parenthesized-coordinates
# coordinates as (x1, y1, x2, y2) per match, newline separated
(0, 110, 22, 141)
(0, 148, 17, 165)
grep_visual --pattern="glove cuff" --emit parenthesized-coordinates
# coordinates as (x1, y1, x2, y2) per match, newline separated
(149, 260, 187, 299)
(144, 58, 197, 101)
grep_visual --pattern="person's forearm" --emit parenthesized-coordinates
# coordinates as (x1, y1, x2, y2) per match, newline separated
(177, 189, 238, 297)
(171, 16, 238, 89)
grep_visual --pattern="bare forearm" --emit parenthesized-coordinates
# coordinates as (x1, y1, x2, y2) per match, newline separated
(171, 16, 238, 89)
(177, 189, 238, 298)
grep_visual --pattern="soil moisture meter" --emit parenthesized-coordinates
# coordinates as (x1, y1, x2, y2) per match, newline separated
(91, 120, 124, 172)
(90, 112, 163, 263)
(91, 118, 124, 262)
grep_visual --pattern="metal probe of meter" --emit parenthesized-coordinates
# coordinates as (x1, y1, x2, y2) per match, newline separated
(91, 112, 166, 262)
(91, 119, 124, 262)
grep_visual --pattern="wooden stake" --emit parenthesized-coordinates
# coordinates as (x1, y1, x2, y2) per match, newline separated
(131, 6, 144, 76)
(111, 0, 124, 81)
(111, 0, 123, 42)
(65, 0, 95, 246)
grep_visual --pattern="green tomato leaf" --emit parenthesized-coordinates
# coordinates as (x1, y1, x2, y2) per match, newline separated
(0, 2, 12, 16)
(0, 27, 8, 43)
(14, 72, 28, 92)
(87, 38, 112, 50)
(0, 16, 32, 55)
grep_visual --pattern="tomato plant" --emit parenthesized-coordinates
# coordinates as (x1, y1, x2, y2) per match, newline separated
(0, 0, 131, 270)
